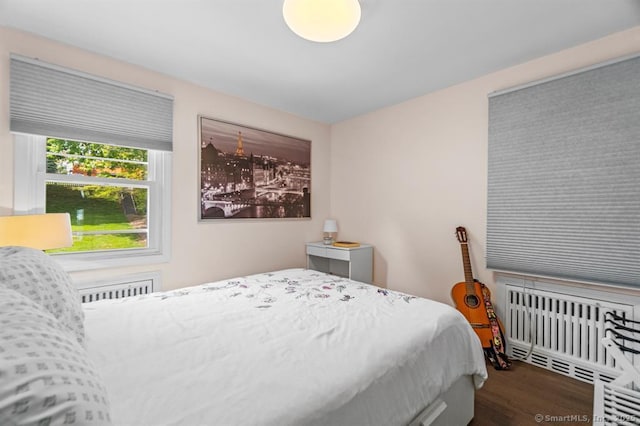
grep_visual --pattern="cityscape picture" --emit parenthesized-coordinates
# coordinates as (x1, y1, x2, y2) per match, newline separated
(199, 116, 311, 220)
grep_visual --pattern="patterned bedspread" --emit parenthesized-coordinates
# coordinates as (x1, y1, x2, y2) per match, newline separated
(84, 268, 487, 425)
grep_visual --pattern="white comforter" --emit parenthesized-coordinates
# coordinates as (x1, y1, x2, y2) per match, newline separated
(84, 269, 487, 426)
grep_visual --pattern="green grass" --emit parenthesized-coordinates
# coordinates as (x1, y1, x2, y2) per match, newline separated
(61, 234, 146, 253)
(45, 184, 147, 253)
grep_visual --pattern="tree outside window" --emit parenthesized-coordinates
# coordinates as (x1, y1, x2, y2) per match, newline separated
(44, 138, 150, 253)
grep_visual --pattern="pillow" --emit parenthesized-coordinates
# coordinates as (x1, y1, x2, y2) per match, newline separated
(0, 246, 84, 345)
(0, 287, 111, 425)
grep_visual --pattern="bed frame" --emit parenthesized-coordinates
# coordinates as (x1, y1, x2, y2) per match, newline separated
(409, 375, 475, 426)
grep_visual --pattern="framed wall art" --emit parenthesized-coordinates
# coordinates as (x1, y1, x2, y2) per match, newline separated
(199, 116, 311, 220)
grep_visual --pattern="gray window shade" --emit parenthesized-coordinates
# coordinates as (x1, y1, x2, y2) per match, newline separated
(10, 55, 173, 151)
(487, 54, 640, 288)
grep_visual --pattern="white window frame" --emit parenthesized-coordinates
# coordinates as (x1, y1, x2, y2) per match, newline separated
(14, 134, 172, 271)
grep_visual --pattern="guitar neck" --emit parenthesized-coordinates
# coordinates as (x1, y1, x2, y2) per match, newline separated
(460, 243, 475, 290)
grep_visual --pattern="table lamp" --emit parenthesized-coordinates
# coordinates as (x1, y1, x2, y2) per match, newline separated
(0, 213, 73, 250)
(323, 219, 338, 245)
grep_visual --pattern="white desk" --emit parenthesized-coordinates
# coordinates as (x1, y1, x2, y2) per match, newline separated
(305, 242, 373, 284)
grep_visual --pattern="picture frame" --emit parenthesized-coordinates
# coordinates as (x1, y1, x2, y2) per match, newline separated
(199, 116, 311, 220)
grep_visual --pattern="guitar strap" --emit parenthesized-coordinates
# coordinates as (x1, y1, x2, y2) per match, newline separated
(480, 283, 511, 370)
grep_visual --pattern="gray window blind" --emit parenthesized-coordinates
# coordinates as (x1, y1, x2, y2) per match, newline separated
(10, 55, 173, 151)
(487, 54, 640, 288)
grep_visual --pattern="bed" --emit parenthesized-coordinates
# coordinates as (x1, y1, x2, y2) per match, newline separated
(0, 247, 487, 426)
(84, 268, 487, 425)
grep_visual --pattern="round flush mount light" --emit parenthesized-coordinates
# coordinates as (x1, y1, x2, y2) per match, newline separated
(283, 0, 361, 43)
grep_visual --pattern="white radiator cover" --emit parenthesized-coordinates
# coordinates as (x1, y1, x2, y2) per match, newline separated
(76, 272, 161, 303)
(499, 275, 640, 384)
(594, 379, 640, 425)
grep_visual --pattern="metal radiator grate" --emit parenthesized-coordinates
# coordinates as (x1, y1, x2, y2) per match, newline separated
(77, 273, 159, 303)
(596, 381, 640, 425)
(505, 284, 634, 384)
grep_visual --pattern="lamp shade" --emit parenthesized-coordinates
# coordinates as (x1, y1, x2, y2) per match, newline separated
(283, 0, 361, 43)
(323, 219, 338, 233)
(0, 213, 73, 250)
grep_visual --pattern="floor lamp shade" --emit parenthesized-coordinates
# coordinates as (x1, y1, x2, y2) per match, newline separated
(0, 213, 73, 250)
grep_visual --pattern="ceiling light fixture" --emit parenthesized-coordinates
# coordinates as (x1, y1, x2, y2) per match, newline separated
(283, 0, 361, 43)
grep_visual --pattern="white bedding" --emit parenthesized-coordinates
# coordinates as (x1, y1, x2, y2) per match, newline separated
(84, 269, 487, 426)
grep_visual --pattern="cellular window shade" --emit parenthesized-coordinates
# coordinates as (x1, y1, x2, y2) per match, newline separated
(487, 54, 640, 288)
(10, 55, 173, 151)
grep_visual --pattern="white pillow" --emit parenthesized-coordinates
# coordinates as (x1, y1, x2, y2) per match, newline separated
(0, 246, 84, 345)
(0, 287, 111, 425)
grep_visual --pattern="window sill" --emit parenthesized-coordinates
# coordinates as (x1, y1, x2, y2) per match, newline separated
(52, 249, 170, 272)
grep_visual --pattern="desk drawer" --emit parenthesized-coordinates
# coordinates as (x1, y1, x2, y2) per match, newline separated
(325, 248, 350, 261)
(306, 245, 327, 257)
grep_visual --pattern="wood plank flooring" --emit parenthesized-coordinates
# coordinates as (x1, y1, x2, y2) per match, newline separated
(471, 360, 594, 425)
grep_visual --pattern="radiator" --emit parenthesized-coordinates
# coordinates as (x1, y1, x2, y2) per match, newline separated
(504, 281, 638, 384)
(77, 272, 160, 303)
(593, 337, 640, 425)
(594, 380, 640, 425)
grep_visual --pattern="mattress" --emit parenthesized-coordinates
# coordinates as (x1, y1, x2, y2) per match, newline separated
(83, 268, 488, 425)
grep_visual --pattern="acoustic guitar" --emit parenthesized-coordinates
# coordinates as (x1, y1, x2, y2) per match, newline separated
(450, 226, 493, 347)
(451, 226, 511, 369)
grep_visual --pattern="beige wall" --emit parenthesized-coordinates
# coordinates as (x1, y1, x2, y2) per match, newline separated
(330, 26, 640, 305)
(0, 27, 332, 290)
(2, 25, 639, 300)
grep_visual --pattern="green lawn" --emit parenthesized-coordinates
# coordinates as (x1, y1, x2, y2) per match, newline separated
(46, 184, 147, 253)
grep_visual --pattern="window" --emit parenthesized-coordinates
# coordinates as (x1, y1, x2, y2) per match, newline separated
(487, 54, 640, 288)
(15, 135, 171, 271)
(46, 138, 149, 253)
(9, 55, 173, 271)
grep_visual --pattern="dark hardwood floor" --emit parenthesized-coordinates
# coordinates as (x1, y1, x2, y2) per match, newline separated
(471, 360, 594, 426)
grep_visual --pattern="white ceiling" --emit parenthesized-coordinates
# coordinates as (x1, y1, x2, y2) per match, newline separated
(1, 0, 639, 123)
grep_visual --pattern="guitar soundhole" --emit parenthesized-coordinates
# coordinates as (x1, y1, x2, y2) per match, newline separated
(465, 295, 480, 308)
